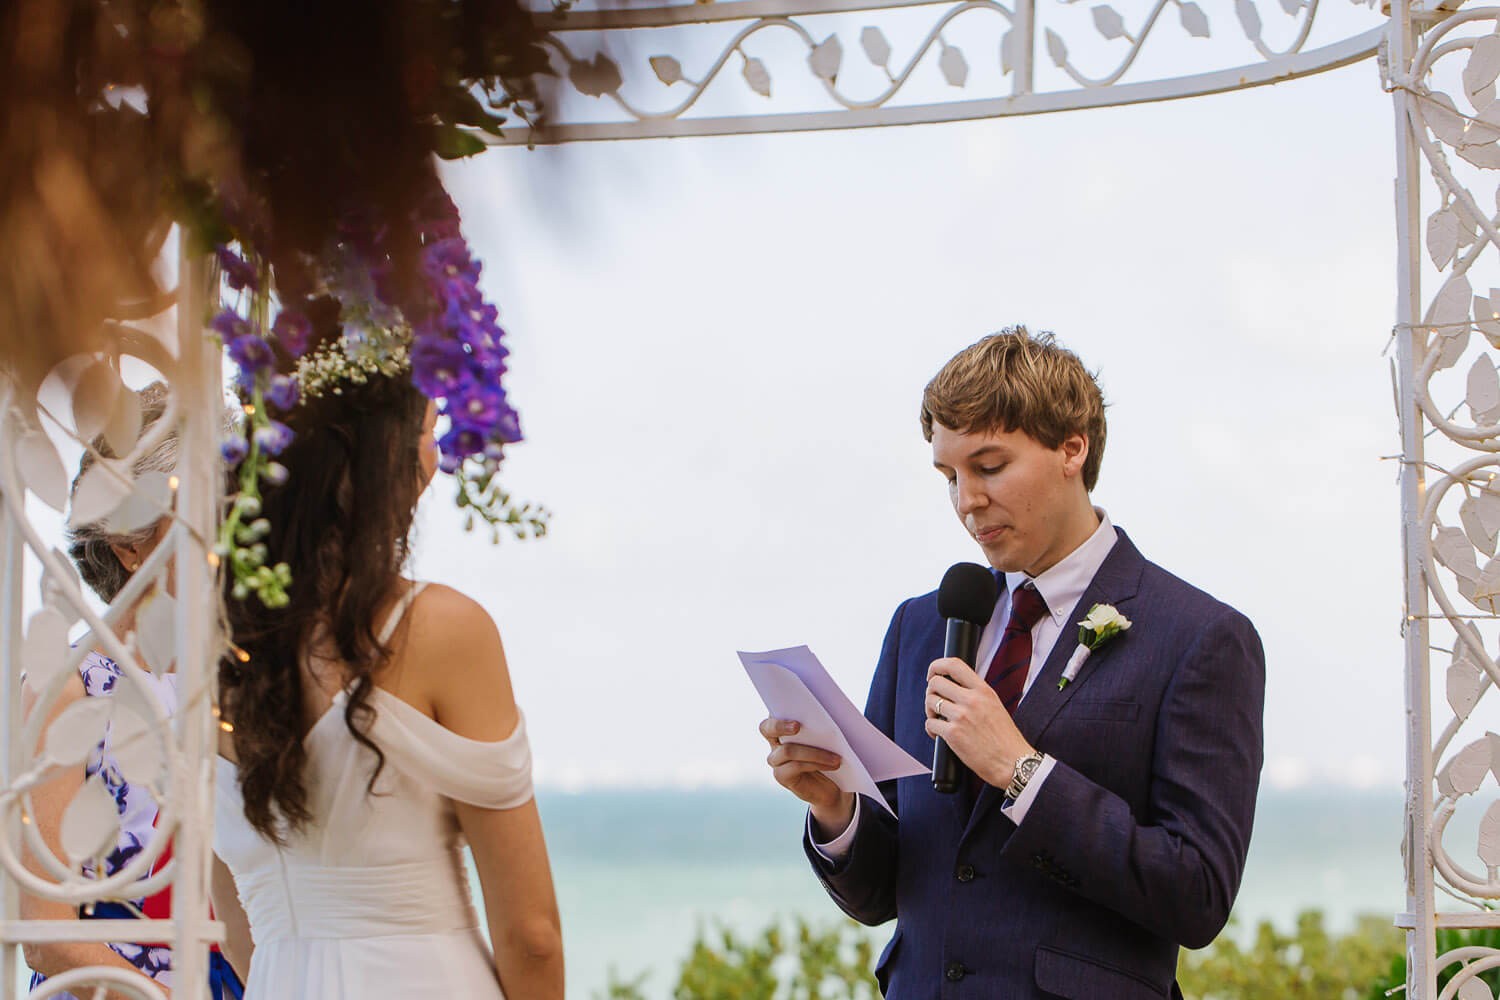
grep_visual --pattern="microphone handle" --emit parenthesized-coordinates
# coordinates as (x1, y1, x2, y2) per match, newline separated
(932, 618, 983, 794)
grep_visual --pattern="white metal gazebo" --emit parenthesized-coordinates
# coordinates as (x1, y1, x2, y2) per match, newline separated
(0, 0, 1491, 996)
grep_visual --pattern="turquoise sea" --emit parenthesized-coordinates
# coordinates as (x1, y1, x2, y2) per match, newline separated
(539, 786, 1407, 999)
(8, 786, 1415, 998)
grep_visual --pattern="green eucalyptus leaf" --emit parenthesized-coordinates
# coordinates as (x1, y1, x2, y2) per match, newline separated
(433, 124, 488, 160)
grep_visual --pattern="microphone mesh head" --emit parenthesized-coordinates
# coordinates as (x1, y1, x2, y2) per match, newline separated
(937, 562, 999, 625)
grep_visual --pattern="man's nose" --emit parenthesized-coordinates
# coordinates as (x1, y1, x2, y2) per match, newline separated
(955, 475, 987, 515)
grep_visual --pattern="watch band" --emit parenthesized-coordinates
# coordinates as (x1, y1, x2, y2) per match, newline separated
(1005, 751, 1045, 800)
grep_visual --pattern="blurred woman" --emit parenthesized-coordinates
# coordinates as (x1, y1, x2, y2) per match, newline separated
(22, 381, 244, 1000)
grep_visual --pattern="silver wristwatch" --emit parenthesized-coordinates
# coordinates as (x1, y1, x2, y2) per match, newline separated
(1006, 751, 1045, 800)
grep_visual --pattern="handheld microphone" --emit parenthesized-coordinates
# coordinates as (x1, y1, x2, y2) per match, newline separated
(932, 562, 999, 794)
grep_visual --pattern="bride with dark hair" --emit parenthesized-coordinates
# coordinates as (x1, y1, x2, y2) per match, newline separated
(211, 335, 563, 999)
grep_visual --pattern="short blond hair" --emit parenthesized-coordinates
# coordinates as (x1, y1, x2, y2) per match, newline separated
(920, 326, 1107, 491)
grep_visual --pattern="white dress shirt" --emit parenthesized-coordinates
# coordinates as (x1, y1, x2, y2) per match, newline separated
(812, 510, 1119, 858)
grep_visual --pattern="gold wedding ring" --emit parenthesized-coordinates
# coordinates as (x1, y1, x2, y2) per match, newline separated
(933, 697, 945, 719)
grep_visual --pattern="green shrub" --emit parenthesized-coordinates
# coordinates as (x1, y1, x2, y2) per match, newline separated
(603, 909, 1416, 1000)
(599, 917, 878, 1000)
(1176, 910, 1402, 1000)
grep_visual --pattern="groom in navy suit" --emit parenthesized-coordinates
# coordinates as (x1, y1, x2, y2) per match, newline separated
(760, 328, 1264, 999)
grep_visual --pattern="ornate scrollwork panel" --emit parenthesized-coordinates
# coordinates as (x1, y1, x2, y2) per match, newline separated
(495, 0, 1385, 142)
(1, 240, 222, 998)
(1390, 5, 1500, 995)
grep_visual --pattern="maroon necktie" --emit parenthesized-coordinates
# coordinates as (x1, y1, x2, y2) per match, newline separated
(987, 582, 1050, 714)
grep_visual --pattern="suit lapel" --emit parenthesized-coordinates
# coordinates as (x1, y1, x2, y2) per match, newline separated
(962, 530, 1146, 836)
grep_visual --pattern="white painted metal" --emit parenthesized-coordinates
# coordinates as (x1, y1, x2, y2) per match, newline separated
(1386, 0, 1500, 990)
(498, 0, 1386, 144)
(0, 236, 223, 998)
(0, 1, 1455, 997)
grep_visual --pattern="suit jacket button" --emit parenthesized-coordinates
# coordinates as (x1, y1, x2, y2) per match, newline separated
(956, 864, 975, 883)
(945, 962, 967, 982)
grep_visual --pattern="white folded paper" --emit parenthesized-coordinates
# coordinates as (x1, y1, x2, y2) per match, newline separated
(739, 645, 929, 815)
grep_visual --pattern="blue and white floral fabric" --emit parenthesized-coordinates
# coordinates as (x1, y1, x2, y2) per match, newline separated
(28, 651, 242, 999)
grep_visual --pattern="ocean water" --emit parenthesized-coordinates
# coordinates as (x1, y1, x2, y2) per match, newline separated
(538, 786, 1410, 999)
(7, 786, 1420, 998)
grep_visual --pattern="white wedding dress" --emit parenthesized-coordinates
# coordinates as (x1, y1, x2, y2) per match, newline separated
(214, 584, 534, 998)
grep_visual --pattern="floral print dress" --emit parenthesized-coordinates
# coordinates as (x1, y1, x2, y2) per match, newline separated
(28, 651, 242, 999)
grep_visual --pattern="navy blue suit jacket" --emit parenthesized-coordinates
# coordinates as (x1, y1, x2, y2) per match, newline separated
(804, 529, 1265, 999)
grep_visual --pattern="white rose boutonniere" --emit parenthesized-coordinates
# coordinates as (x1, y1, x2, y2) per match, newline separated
(1058, 603, 1133, 690)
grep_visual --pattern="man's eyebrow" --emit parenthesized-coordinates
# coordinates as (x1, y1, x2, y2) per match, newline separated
(965, 444, 1008, 460)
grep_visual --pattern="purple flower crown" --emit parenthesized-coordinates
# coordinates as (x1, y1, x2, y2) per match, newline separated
(214, 184, 547, 608)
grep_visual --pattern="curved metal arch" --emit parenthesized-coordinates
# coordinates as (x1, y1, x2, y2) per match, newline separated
(498, 0, 1386, 144)
(510, 25, 1382, 143)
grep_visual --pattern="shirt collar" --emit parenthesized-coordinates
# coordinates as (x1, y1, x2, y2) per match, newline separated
(1003, 508, 1119, 625)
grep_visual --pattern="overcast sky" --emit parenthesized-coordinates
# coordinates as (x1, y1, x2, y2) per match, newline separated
(405, 35, 1404, 793)
(17, 11, 1411, 796)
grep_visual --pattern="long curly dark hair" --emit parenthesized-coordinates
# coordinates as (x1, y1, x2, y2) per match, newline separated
(220, 358, 429, 843)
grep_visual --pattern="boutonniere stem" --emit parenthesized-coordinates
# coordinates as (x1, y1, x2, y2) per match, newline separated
(1058, 603, 1132, 690)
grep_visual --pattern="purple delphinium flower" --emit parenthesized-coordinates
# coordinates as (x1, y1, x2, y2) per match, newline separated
(216, 247, 259, 292)
(349, 179, 524, 472)
(227, 334, 273, 375)
(438, 425, 486, 459)
(264, 374, 300, 411)
(252, 420, 295, 457)
(410, 333, 470, 396)
(221, 436, 249, 465)
(271, 310, 314, 358)
(211, 309, 250, 340)
(494, 407, 522, 444)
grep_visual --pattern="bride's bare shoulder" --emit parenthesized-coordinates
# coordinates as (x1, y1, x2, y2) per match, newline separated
(401, 583, 518, 739)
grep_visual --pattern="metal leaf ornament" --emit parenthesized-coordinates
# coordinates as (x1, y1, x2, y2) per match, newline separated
(1429, 206, 1460, 269)
(571, 53, 624, 98)
(1425, 93, 1470, 148)
(68, 461, 132, 529)
(1469, 354, 1500, 424)
(743, 56, 772, 98)
(1046, 29, 1069, 67)
(1459, 974, 1495, 1000)
(809, 34, 844, 83)
(861, 27, 893, 69)
(18, 430, 68, 512)
(103, 388, 142, 458)
(1441, 737, 1493, 797)
(1448, 650, 1485, 719)
(1436, 524, 1482, 581)
(650, 56, 685, 86)
(135, 591, 177, 674)
(1480, 800, 1500, 867)
(1461, 494, 1500, 555)
(21, 608, 70, 687)
(1093, 6, 1129, 40)
(1466, 35, 1500, 106)
(1235, 0, 1264, 41)
(60, 774, 119, 866)
(940, 43, 970, 87)
(43, 699, 113, 769)
(1179, 3, 1211, 39)
(1000, 30, 1019, 75)
(72, 362, 122, 442)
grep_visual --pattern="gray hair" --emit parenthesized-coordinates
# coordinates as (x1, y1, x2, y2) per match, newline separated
(66, 381, 178, 602)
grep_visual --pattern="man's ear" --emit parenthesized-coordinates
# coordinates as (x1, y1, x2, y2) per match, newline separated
(1060, 433, 1089, 479)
